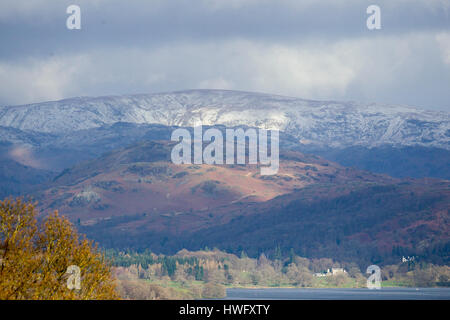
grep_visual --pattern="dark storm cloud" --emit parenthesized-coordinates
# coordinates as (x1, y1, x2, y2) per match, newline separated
(1, 0, 449, 58)
(0, 0, 449, 110)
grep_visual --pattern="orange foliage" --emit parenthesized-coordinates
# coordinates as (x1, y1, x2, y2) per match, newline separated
(0, 198, 119, 299)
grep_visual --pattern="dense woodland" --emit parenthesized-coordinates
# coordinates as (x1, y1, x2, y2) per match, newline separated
(107, 248, 450, 300)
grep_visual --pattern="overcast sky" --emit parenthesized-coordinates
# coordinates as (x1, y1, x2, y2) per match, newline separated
(0, 0, 449, 110)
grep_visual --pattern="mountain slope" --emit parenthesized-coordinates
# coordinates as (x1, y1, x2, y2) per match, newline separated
(179, 180, 450, 265)
(0, 90, 448, 265)
(27, 137, 449, 265)
(315, 146, 450, 180)
(35, 140, 395, 228)
(80, 175, 449, 265)
(1, 90, 448, 150)
(0, 142, 55, 199)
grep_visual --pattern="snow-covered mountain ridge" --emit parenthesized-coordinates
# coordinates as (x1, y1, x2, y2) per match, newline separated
(0, 90, 448, 149)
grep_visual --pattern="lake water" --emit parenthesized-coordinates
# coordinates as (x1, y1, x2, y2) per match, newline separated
(226, 287, 450, 300)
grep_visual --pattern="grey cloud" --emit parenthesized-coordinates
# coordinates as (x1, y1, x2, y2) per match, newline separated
(1, 0, 449, 58)
(0, 0, 449, 110)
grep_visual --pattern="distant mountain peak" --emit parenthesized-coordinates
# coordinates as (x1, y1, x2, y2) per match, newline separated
(0, 90, 448, 150)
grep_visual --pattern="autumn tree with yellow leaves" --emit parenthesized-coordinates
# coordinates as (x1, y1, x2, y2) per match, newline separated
(0, 198, 119, 299)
